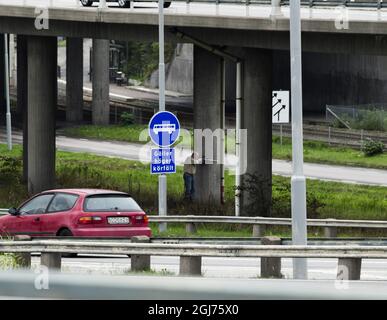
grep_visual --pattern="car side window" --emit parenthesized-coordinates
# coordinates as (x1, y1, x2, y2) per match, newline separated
(19, 194, 55, 215)
(47, 193, 78, 213)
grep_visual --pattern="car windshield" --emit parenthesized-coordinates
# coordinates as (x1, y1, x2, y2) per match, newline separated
(84, 194, 143, 212)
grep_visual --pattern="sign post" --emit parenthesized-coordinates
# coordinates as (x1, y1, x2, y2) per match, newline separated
(290, 0, 308, 279)
(158, 0, 167, 232)
(149, 111, 180, 233)
(4, 34, 12, 151)
(272, 90, 290, 146)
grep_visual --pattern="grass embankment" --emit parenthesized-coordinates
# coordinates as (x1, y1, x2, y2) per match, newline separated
(0, 144, 386, 237)
(62, 125, 387, 170)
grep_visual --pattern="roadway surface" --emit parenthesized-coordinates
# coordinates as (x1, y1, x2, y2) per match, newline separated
(1, 128, 387, 187)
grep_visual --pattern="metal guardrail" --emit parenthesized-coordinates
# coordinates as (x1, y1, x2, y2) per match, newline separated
(3, 239, 387, 258)
(149, 215, 387, 228)
(0, 239, 385, 280)
(171, 0, 385, 8)
(149, 215, 387, 237)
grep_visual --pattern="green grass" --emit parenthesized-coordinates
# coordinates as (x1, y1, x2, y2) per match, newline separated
(62, 125, 150, 144)
(273, 136, 387, 170)
(0, 254, 21, 270)
(0, 144, 386, 238)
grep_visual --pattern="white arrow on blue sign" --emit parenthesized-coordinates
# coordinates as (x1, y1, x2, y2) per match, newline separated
(148, 111, 180, 147)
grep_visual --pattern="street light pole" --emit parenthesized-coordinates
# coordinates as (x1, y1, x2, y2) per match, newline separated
(289, 0, 307, 279)
(4, 34, 12, 151)
(158, 0, 167, 232)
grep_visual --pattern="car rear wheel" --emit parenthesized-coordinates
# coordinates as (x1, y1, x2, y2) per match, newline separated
(58, 229, 77, 258)
(80, 0, 93, 6)
(164, 2, 171, 8)
(118, 0, 131, 7)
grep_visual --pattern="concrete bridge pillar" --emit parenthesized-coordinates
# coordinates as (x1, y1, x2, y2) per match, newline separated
(27, 36, 57, 195)
(193, 46, 222, 204)
(240, 48, 273, 217)
(17, 35, 28, 182)
(92, 39, 110, 125)
(66, 37, 84, 123)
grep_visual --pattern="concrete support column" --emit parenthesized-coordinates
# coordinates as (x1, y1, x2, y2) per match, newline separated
(131, 236, 151, 272)
(260, 236, 282, 278)
(240, 48, 273, 217)
(41, 252, 61, 270)
(92, 39, 110, 125)
(179, 256, 202, 276)
(17, 35, 28, 182)
(193, 46, 222, 204)
(337, 258, 362, 281)
(66, 37, 84, 123)
(27, 36, 57, 195)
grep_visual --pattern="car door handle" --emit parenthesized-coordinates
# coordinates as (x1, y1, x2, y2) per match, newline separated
(34, 217, 40, 222)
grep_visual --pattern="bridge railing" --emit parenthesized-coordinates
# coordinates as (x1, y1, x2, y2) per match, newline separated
(1, 237, 387, 280)
(172, 0, 385, 8)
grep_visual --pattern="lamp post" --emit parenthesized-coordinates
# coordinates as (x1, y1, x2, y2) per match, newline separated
(290, 0, 307, 279)
(158, 0, 167, 232)
(4, 34, 12, 151)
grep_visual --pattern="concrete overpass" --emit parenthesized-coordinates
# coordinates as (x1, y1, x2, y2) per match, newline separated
(1, 1, 387, 215)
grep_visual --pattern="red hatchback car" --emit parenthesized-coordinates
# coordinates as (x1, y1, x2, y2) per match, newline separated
(0, 189, 152, 238)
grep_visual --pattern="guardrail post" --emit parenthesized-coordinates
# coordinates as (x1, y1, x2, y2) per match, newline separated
(179, 256, 202, 276)
(253, 224, 266, 237)
(131, 236, 151, 272)
(337, 258, 362, 281)
(261, 236, 282, 278)
(41, 253, 61, 270)
(14, 235, 31, 268)
(324, 226, 338, 238)
(186, 223, 197, 234)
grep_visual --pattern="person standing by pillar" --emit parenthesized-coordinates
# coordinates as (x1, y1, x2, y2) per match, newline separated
(183, 152, 199, 201)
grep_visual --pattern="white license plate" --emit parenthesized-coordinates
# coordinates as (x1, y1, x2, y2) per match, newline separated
(107, 217, 130, 225)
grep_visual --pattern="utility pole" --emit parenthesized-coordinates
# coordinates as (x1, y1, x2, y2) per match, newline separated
(4, 34, 12, 150)
(290, 0, 308, 279)
(158, 0, 167, 232)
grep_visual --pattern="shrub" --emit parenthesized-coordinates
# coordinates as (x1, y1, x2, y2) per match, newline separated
(362, 139, 384, 157)
(120, 112, 135, 125)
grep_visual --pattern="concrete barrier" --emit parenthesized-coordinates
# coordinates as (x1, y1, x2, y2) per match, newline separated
(261, 236, 282, 278)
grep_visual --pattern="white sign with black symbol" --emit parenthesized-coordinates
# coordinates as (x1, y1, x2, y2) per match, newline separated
(272, 91, 290, 124)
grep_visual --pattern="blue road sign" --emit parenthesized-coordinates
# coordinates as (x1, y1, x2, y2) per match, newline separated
(151, 148, 176, 174)
(148, 111, 180, 147)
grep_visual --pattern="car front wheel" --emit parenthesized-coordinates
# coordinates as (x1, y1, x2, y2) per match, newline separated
(80, 0, 93, 6)
(118, 0, 131, 7)
(164, 2, 171, 8)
